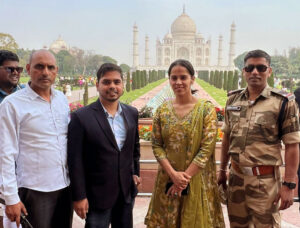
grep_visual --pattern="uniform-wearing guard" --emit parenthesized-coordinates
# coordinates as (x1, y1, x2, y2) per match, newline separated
(218, 49, 300, 227)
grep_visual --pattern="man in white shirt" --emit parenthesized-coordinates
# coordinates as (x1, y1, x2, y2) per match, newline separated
(0, 50, 72, 228)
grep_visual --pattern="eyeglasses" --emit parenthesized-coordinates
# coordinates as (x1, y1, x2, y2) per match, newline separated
(0, 66, 23, 74)
(244, 64, 268, 73)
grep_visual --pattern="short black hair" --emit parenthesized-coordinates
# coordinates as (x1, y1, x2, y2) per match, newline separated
(168, 59, 195, 77)
(0, 50, 19, 66)
(96, 63, 123, 82)
(244, 49, 271, 66)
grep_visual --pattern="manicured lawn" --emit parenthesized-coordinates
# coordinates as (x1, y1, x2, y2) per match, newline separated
(196, 79, 227, 107)
(84, 78, 167, 105)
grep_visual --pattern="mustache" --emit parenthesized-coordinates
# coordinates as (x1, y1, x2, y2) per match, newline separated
(38, 75, 51, 81)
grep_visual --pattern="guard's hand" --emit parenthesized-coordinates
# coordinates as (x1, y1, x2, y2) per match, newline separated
(6, 201, 27, 227)
(133, 175, 141, 187)
(74, 198, 89, 219)
(273, 185, 294, 210)
(217, 170, 227, 190)
(170, 171, 191, 189)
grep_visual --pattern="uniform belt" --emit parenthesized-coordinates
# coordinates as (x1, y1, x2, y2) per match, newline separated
(231, 161, 274, 176)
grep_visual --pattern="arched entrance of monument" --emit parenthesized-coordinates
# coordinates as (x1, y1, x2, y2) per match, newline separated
(177, 47, 189, 60)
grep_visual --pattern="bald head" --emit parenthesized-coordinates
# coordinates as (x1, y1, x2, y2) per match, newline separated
(26, 49, 58, 93)
(29, 50, 56, 65)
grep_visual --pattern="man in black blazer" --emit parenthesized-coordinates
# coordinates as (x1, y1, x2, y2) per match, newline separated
(67, 63, 140, 228)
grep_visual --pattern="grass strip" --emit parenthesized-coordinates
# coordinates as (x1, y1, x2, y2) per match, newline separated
(196, 79, 227, 107)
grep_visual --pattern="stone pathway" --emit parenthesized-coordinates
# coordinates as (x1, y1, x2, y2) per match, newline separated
(130, 80, 221, 110)
(72, 197, 300, 227)
(66, 86, 98, 103)
(193, 82, 222, 108)
(131, 80, 169, 110)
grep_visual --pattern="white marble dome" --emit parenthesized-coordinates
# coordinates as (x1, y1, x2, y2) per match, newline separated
(50, 36, 68, 53)
(171, 11, 196, 40)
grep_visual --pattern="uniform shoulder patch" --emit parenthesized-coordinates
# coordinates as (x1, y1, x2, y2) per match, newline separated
(227, 89, 244, 97)
(271, 88, 295, 101)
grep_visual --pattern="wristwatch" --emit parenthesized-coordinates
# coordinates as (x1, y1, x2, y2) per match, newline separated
(282, 181, 297, 189)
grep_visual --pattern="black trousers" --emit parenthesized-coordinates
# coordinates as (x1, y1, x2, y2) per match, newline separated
(85, 193, 134, 228)
(19, 187, 73, 228)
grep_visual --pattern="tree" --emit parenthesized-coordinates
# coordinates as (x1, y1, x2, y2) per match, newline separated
(227, 71, 234, 92)
(241, 74, 247, 88)
(214, 70, 219, 88)
(136, 70, 141, 89)
(232, 70, 239, 90)
(267, 72, 275, 87)
(271, 56, 289, 76)
(219, 71, 224, 89)
(234, 51, 248, 71)
(120, 63, 130, 73)
(209, 71, 214, 85)
(126, 71, 131, 92)
(83, 80, 89, 106)
(102, 56, 117, 64)
(131, 71, 136, 90)
(0, 33, 18, 51)
(223, 71, 228, 90)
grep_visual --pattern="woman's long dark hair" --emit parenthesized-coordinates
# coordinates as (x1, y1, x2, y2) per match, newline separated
(168, 59, 198, 94)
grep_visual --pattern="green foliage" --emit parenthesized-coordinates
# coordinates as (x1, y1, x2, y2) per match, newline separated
(234, 51, 247, 71)
(83, 81, 89, 106)
(218, 71, 224, 89)
(132, 71, 136, 90)
(120, 63, 130, 73)
(232, 70, 239, 90)
(102, 56, 117, 64)
(267, 72, 275, 87)
(209, 71, 214, 86)
(138, 106, 153, 118)
(214, 70, 219, 88)
(0, 33, 18, 51)
(223, 71, 228, 90)
(136, 70, 141, 89)
(227, 71, 234, 92)
(126, 71, 131, 92)
(241, 74, 247, 88)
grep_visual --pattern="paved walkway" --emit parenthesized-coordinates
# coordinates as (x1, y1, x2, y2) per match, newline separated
(130, 80, 221, 110)
(131, 80, 169, 110)
(66, 86, 98, 103)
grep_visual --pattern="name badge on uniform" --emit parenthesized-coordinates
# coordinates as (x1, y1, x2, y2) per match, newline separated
(227, 106, 241, 111)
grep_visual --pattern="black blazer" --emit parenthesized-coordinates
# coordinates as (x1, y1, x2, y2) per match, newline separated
(67, 99, 140, 210)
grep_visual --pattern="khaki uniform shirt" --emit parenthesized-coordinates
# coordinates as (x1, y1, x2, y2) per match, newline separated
(222, 86, 300, 167)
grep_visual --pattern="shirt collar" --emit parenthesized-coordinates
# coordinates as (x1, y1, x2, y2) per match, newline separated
(241, 85, 271, 100)
(25, 83, 57, 100)
(100, 100, 122, 118)
(0, 85, 21, 96)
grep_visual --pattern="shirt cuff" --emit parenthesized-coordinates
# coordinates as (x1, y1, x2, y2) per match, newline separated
(282, 131, 300, 145)
(4, 194, 20, 206)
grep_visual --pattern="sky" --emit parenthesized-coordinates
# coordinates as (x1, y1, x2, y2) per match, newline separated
(0, 0, 300, 66)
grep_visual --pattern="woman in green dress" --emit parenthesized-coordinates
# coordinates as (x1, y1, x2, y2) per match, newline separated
(144, 59, 225, 228)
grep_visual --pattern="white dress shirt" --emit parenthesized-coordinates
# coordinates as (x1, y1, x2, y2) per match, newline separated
(101, 102, 127, 150)
(0, 84, 70, 205)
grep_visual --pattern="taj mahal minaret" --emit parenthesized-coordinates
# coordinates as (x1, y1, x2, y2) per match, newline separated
(228, 22, 236, 68)
(133, 23, 139, 68)
(217, 35, 223, 66)
(145, 35, 149, 66)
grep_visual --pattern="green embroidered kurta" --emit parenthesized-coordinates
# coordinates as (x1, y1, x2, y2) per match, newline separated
(145, 99, 225, 228)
